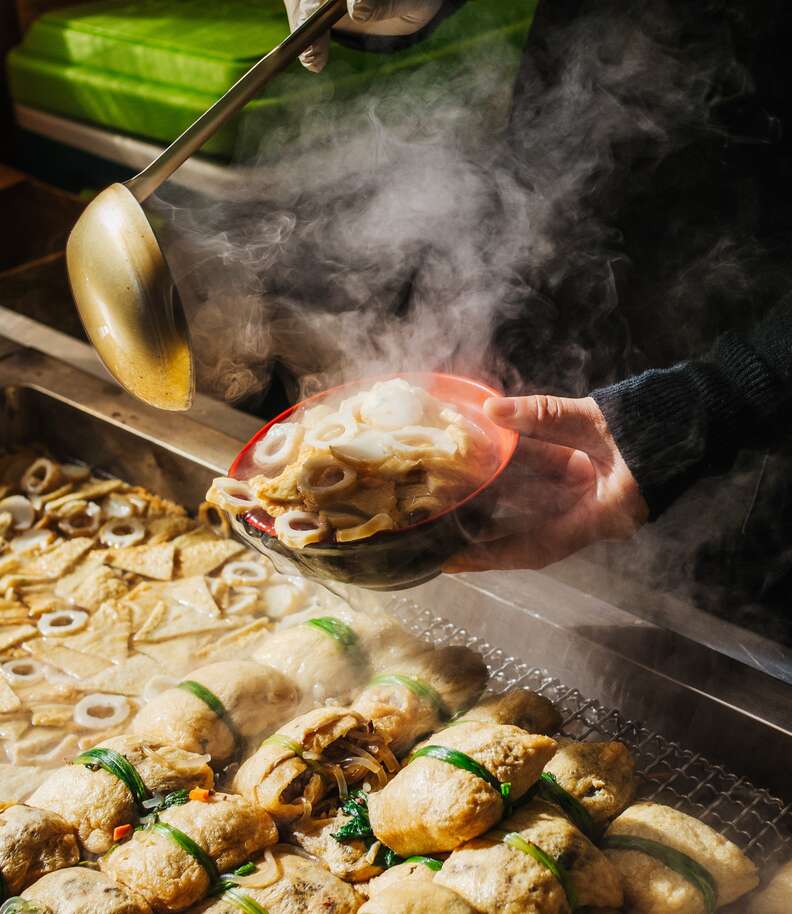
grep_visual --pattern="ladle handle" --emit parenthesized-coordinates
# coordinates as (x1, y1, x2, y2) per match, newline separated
(126, 0, 348, 202)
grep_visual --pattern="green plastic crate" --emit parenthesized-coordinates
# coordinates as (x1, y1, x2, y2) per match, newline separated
(8, 0, 536, 160)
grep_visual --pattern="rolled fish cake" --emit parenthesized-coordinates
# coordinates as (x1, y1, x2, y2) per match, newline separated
(352, 646, 488, 756)
(253, 610, 421, 706)
(543, 738, 637, 826)
(748, 859, 792, 914)
(604, 802, 759, 912)
(368, 722, 556, 855)
(184, 848, 361, 914)
(102, 793, 277, 913)
(233, 706, 398, 824)
(436, 798, 623, 914)
(132, 661, 297, 766)
(27, 735, 214, 854)
(21, 867, 152, 914)
(458, 690, 561, 735)
(0, 805, 79, 896)
(358, 882, 477, 914)
(366, 857, 442, 896)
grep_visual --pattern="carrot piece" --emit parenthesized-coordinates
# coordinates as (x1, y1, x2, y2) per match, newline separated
(113, 824, 133, 842)
(189, 787, 213, 802)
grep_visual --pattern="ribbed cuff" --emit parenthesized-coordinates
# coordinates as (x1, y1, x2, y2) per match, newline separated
(592, 331, 789, 519)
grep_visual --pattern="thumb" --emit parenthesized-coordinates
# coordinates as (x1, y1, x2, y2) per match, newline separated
(485, 395, 609, 454)
(348, 0, 440, 24)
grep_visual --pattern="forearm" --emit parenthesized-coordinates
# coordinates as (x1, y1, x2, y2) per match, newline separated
(592, 299, 792, 518)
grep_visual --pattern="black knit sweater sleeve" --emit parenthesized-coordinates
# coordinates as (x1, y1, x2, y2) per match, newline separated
(591, 300, 792, 519)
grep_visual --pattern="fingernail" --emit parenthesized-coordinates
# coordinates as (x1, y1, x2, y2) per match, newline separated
(487, 398, 516, 418)
(350, 1, 374, 21)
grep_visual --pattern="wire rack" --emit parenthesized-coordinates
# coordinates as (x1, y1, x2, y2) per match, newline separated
(388, 598, 792, 874)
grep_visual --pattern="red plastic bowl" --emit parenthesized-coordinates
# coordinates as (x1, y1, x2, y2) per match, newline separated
(227, 372, 518, 590)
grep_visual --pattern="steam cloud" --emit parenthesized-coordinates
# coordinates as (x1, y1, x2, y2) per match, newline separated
(154, 0, 744, 408)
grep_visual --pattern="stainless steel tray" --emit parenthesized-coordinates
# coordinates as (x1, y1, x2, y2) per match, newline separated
(2, 341, 790, 895)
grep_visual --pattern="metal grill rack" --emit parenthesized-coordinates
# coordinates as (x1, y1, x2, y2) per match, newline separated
(389, 598, 792, 872)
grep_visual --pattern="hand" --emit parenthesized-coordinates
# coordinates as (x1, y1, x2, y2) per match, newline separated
(284, 0, 443, 72)
(444, 395, 649, 572)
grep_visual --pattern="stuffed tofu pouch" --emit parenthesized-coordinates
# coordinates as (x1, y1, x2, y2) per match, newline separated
(233, 707, 397, 824)
(27, 735, 214, 854)
(253, 609, 419, 706)
(132, 661, 297, 765)
(748, 858, 792, 914)
(436, 799, 623, 914)
(358, 882, 477, 914)
(0, 805, 79, 896)
(368, 722, 556, 855)
(366, 858, 442, 897)
(352, 646, 488, 756)
(289, 810, 385, 884)
(185, 847, 361, 914)
(102, 793, 277, 913)
(22, 867, 153, 914)
(604, 802, 759, 913)
(459, 690, 562, 735)
(543, 738, 637, 827)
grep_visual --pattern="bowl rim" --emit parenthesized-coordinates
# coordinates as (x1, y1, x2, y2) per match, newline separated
(229, 371, 519, 547)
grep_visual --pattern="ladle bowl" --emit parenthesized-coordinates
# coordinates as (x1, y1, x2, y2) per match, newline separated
(226, 372, 519, 591)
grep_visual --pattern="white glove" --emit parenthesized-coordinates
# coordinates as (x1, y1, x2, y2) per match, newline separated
(284, 0, 444, 72)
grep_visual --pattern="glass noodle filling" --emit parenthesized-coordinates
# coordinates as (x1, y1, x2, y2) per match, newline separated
(207, 379, 497, 548)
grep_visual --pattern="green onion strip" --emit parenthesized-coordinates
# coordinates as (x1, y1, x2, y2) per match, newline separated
(503, 833, 579, 910)
(216, 885, 270, 914)
(602, 835, 717, 914)
(305, 616, 361, 652)
(405, 855, 444, 872)
(370, 674, 451, 721)
(73, 747, 151, 809)
(535, 773, 597, 840)
(149, 820, 219, 886)
(178, 680, 243, 753)
(408, 745, 511, 804)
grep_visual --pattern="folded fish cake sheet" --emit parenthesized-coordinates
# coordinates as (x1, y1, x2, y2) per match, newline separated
(184, 848, 362, 914)
(436, 798, 623, 914)
(27, 735, 214, 854)
(604, 801, 759, 913)
(102, 793, 278, 913)
(131, 660, 298, 765)
(368, 721, 557, 856)
(0, 804, 79, 896)
(22, 866, 153, 914)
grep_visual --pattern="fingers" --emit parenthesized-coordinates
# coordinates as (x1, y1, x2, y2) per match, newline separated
(485, 395, 610, 455)
(286, 0, 331, 72)
(347, 0, 440, 25)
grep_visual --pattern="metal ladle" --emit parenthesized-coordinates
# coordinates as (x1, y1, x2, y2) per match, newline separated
(67, 0, 347, 411)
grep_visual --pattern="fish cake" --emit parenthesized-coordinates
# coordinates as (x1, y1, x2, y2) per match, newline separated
(0, 804, 79, 895)
(22, 867, 152, 914)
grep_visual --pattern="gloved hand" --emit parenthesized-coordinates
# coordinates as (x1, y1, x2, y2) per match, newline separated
(284, 0, 444, 72)
(444, 395, 649, 572)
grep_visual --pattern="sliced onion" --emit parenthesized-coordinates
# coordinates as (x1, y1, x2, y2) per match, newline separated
(326, 762, 349, 801)
(61, 463, 90, 482)
(304, 413, 357, 450)
(38, 608, 89, 637)
(221, 560, 269, 587)
(230, 849, 282, 889)
(206, 477, 258, 515)
(335, 513, 395, 543)
(21, 458, 63, 496)
(390, 426, 457, 458)
(74, 693, 130, 730)
(103, 492, 137, 519)
(141, 743, 211, 776)
(0, 495, 35, 531)
(360, 379, 426, 430)
(274, 511, 328, 550)
(9, 528, 55, 554)
(298, 457, 357, 502)
(142, 674, 179, 703)
(252, 424, 303, 475)
(2, 658, 44, 684)
(99, 516, 145, 548)
(58, 500, 101, 537)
